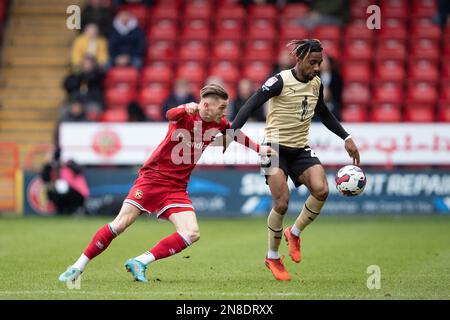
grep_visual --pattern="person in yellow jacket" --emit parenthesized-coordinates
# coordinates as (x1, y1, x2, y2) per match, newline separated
(71, 23, 109, 70)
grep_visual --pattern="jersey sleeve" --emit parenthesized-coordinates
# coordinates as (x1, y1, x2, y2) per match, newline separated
(165, 104, 188, 122)
(231, 74, 283, 130)
(315, 84, 350, 140)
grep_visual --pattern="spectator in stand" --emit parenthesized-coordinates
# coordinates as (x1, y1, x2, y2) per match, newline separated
(231, 78, 266, 122)
(63, 55, 105, 120)
(81, 0, 114, 37)
(162, 78, 197, 120)
(295, 0, 349, 29)
(315, 53, 342, 121)
(41, 148, 90, 215)
(272, 49, 296, 76)
(108, 11, 146, 70)
(60, 97, 89, 122)
(71, 23, 109, 70)
(435, 0, 450, 29)
(127, 101, 147, 122)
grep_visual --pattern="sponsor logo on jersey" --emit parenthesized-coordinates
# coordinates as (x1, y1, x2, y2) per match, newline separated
(262, 76, 278, 91)
(135, 189, 143, 199)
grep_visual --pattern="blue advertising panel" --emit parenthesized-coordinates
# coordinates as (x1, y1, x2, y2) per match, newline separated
(23, 168, 450, 216)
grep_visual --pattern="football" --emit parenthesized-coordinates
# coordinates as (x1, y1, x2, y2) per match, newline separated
(335, 165, 366, 197)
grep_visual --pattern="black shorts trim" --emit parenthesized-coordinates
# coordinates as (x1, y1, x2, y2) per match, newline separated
(262, 143, 322, 187)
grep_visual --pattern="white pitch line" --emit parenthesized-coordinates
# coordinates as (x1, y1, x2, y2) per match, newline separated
(0, 290, 447, 298)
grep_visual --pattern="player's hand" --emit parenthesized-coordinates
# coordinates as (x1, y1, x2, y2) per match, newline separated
(259, 145, 277, 157)
(345, 137, 360, 165)
(211, 134, 234, 153)
(185, 102, 199, 115)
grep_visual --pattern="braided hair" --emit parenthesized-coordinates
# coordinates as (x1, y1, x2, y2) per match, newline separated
(287, 39, 323, 61)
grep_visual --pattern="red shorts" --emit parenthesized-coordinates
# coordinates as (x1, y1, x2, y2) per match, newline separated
(124, 175, 194, 220)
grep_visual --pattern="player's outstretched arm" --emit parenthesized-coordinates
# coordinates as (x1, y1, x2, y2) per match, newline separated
(231, 74, 283, 130)
(344, 137, 360, 165)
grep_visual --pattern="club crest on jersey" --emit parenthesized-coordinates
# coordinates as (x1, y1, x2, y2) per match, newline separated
(312, 85, 319, 97)
(134, 190, 143, 199)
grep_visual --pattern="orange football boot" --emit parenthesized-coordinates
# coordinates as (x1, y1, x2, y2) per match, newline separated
(264, 256, 291, 281)
(284, 226, 301, 263)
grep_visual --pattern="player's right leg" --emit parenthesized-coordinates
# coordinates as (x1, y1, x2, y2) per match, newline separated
(265, 169, 291, 281)
(126, 210, 198, 282)
(58, 202, 141, 282)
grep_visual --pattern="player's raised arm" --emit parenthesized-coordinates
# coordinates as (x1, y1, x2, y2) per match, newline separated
(231, 74, 283, 130)
(165, 102, 198, 121)
(315, 84, 360, 165)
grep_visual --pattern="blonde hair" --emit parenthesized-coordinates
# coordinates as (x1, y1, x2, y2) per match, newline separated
(200, 83, 229, 100)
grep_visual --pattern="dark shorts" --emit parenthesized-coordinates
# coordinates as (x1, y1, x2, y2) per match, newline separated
(261, 143, 322, 187)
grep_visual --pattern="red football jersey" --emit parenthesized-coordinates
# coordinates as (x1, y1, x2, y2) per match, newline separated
(139, 105, 228, 187)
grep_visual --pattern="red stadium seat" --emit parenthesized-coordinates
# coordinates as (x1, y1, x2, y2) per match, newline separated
(372, 83, 403, 104)
(180, 19, 210, 41)
(176, 62, 206, 84)
(139, 84, 169, 106)
(105, 87, 136, 108)
(104, 67, 138, 89)
(343, 23, 374, 41)
(407, 60, 439, 83)
(311, 26, 341, 42)
(369, 104, 402, 122)
(209, 62, 240, 83)
(242, 62, 272, 85)
(443, 41, 450, 59)
(149, 5, 178, 20)
(243, 40, 275, 63)
(101, 109, 128, 122)
(145, 40, 176, 63)
(411, 0, 437, 18)
(342, 40, 373, 61)
(374, 60, 405, 83)
(143, 104, 164, 121)
(247, 19, 276, 41)
(342, 83, 371, 104)
(409, 40, 440, 62)
(214, 18, 243, 41)
(378, 19, 407, 41)
(351, 0, 377, 19)
(341, 104, 367, 122)
(321, 40, 340, 60)
(437, 106, 450, 122)
(146, 19, 177, 41)
(410, 23, 441, 41)
(211, 40, 241, 62)
(217, 5, 246, 20)
(140, 63, 173, 86)
(279, 3, 309, 20)
(403, 105, 435, 122)
(179, 40, 209, 62)
(374, 40, 406, 62)
(440, 81, 450, 102)
(279, 25, 309, 43)
(442, 63, 450, 81)
(380, 0, 408, 19)
(406, 82, 438, 105)
(248, 4, 277, 23)
(341, 63, 371, 83)
(184, 0, 212, 19)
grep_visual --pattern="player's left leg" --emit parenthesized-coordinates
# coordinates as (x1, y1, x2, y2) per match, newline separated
(125, 210, 198, 282)
(285, 164, 329, 263)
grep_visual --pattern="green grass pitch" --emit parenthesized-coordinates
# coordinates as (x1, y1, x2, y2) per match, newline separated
(0, 215, 449, 300)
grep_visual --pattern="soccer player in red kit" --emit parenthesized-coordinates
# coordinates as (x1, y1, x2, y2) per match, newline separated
(59, 84, 269, 283)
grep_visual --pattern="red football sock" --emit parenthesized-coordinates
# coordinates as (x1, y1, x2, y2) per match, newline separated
(149, 232, 189, 261)
(83, 224, 116, 259)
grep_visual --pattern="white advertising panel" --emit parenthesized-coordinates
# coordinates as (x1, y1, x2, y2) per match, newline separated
(60, 123, 450, 165)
